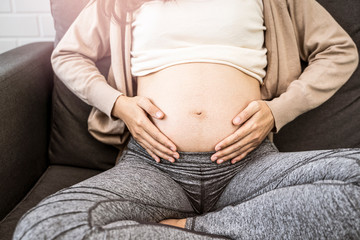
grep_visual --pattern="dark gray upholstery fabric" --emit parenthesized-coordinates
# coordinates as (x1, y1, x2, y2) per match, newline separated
(48, 57, 120, 170)
(0, 42, 53, 220)
(0, 165, 101, 240)
(49, 0, 121, 170)
(274, 0, 360, 151)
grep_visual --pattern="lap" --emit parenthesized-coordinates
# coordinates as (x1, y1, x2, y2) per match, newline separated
(216, 144, 360, 209)
(33, 157, 193, 212)
(14, 152, 195, 239)
(71, 156, 192, 208)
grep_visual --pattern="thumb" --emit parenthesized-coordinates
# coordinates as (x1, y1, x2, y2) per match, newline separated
(232, 101, 260, 125)
(137, 96, 165, 119)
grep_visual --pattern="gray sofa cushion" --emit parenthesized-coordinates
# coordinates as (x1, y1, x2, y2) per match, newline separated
(48, 58, 120, 170)
(273, 0, 360, 151)
(0, 165, 101, 240)
(0, 42, 53, 221)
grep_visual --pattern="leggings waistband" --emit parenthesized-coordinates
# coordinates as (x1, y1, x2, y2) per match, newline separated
(125, 135, 277, 165)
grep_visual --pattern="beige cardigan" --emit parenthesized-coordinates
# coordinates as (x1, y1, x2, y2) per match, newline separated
(51, 0, 358, 149)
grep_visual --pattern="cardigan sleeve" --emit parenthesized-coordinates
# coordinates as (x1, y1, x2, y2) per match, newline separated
(265, 0, 358, 132)
(50, 0, 123, 119)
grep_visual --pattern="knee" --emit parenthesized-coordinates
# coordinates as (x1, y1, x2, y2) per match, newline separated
(274, 148, 360, 188)
(13, 197, 93, 239)
(309, 148, 360, 185)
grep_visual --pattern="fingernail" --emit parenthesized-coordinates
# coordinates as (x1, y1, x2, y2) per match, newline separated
(234, 117, 241, 124)
(173, 154, 179, 159)
(169, 157, 175, 163)
(215, 146, 221, 151)
(156, 112, 163, 118)
(211, 156, 217, 161)
(217, 159, 223, 164)
(170, 146, 176, 151)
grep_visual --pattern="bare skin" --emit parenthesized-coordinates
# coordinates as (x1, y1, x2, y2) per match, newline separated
(111, 62, 274, 225)
(159, 218, 186, 228)
(112, 62, 274, 164)
(112, 94, 179, 163)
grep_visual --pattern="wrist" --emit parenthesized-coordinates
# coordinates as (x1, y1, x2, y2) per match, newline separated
(262, 100, 277, 132)
(111, 95, 128, 119)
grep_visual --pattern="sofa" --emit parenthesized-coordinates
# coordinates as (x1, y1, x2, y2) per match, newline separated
(0, 0, 359, 239)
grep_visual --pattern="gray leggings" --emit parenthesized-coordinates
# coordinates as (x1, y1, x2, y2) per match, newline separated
(13, 136, 360, 239)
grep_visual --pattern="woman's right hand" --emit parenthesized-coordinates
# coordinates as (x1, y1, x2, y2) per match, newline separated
(112, 95, 179, 163)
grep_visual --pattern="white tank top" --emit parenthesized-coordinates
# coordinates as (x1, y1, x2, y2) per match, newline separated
(130, 0, 267, 84)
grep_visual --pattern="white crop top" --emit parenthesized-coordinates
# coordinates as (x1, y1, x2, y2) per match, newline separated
(130, 0, 267, 84)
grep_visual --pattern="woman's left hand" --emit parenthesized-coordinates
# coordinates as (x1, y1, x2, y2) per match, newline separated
(211, 100, 275, 164)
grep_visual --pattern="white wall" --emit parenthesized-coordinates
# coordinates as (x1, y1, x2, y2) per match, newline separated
(0, 0, 55, 54)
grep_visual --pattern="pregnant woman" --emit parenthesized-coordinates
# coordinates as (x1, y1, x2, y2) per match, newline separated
(14, 0, 359, 239)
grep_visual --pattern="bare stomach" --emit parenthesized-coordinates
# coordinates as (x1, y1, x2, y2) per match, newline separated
(136, 62, 261, 152)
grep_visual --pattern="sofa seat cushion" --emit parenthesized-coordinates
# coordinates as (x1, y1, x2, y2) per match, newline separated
(0, 165, 102, 240)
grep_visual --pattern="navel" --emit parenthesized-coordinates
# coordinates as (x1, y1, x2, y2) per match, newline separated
(191, 110, 206, 119)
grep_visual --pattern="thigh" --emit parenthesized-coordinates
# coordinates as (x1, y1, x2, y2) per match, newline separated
(186, 182, 360, 239)
(13, 150, 195, 240)
(216, 141, 360, 209)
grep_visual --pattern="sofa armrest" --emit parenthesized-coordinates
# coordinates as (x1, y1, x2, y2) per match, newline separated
(0, 42, 54, 220)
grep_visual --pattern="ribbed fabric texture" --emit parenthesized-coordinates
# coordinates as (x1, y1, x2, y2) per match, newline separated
(131, 0, 267, 84)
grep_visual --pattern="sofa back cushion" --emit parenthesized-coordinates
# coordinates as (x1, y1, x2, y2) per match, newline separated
(273, 0, 360, 151)
(49, 0, 120, 170)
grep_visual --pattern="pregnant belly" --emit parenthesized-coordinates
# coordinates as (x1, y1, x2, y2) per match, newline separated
(136, 62, 262, 152)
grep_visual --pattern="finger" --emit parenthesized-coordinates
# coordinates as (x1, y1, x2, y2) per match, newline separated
(232, 101, 261, 125)
(213, 134, 255, 163)
(139, 136, 176, 163)
(137, 96, 165, 119)
(213, 123, 266, 163)
(231, 147, 256, 164)
(214, 125, 269, 163)
(211, 138, 246, 162)
(214, 121, 253, 151)
(216, 140, 253, 164)
(134, 137, 160, 162)
(145, 148, 160, 163)
(216, 143, 255, 165)
(224, 143, 254, 164)
(141, 129, 179, 160)
(141, 116, 178, 152)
